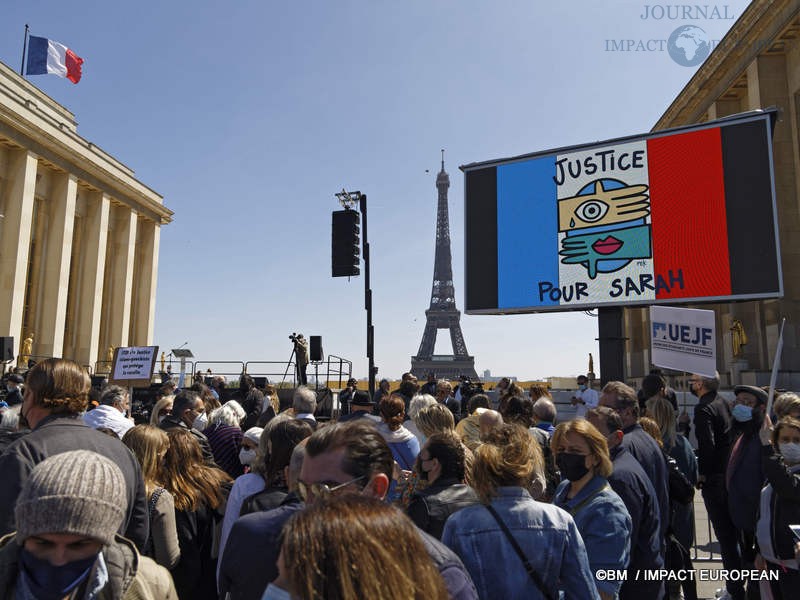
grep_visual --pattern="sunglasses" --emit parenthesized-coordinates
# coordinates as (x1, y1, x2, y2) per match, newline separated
(296, 475, 366, 503)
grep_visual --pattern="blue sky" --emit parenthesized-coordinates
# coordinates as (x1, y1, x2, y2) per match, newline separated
(1, 1, 752, 381)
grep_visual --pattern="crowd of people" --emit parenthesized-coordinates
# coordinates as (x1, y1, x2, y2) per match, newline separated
(0, 360, 799, 599)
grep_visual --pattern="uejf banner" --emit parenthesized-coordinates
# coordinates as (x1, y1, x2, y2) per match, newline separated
(650, 306, 716, 376)
(110, 346, 159, 387)
(463, 110, 782, 314)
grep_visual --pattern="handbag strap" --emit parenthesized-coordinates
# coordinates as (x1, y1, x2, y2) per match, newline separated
(484, 504, 554, 600)
(564, 482, 609, 517)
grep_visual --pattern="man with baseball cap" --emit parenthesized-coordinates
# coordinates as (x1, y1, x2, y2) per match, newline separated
(0, 450, 176, 599)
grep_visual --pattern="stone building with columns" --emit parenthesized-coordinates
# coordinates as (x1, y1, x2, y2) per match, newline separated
(624, 0, 800, 387)
(0, 60, 171, 370)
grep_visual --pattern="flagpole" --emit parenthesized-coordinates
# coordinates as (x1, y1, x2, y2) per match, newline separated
(765, 317, 786, 417)
(20, 24, 29, 76)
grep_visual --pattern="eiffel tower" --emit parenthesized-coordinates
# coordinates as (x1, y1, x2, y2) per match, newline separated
(411, 152, 477, 380)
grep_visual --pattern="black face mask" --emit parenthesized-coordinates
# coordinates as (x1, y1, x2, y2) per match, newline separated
(19, 548, 98, 600)
(556, 452, 590, 482)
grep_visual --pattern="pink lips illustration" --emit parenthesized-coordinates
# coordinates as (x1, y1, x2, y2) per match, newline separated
(591, 236, 623, 255)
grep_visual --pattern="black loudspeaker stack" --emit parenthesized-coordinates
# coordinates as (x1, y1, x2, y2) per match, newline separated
(0, 337, 13, 363)
(310, 336, 323, 362)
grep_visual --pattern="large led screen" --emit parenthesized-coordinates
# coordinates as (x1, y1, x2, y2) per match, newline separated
(463, 111, 782, 314)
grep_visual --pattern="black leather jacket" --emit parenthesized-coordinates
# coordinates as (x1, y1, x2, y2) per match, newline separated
(693, 391, 734, 479)
(407, 478, 479, 540)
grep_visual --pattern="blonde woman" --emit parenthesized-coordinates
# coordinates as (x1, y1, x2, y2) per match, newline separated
(442, 424, 598, 599)
(122, 424, 181, 569)
(149, 395, 174, 426)
(552, 419, 632, 600)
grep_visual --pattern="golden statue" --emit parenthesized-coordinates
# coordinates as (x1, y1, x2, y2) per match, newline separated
(588, 353, 594, 374)
(107, 346, 115, 363)
(730, 319, 748, 358)
(160, 351, 166, 373)
(18, 332, 33, 368)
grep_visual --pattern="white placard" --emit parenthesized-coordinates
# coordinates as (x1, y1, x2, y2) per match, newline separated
(650, 306, 716, 376)
(111, 346, 158, 383)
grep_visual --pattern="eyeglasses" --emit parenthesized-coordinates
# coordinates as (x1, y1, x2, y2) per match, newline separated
(296, 475, 366, 502)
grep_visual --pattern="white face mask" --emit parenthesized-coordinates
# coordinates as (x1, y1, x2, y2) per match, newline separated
(192, 412, 209, 431)
(779, 442, 800, 465)
(239, 448, 257, 466)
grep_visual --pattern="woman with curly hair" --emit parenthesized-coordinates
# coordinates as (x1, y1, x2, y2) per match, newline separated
(163, 428, 232, 600)
(122, 424, 181, 569)
(266, 495, 448, 600)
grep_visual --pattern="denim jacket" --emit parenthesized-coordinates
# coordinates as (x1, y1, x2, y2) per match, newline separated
(441, 487, 599, 600)
(554, 475, 632, 598)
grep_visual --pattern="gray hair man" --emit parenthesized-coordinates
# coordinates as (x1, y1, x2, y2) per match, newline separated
(599, 381, 669, 542)
(293, 386, 317, 429)
(83, 385, 133, 439)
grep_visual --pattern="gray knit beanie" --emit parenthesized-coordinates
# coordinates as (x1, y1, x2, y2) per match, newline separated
(15, 450, 127, 546)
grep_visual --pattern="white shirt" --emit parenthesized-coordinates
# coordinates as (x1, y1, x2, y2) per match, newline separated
(217, 472, 267, 586)
(574, 387, 599, 419)
(83, 405, 134, 438)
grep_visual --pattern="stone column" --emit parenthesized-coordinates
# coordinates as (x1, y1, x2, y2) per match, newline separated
(37, 173, 77, 357)
(130, 218, 160, 346)
(749, 54, 800, 372)
(0, 149, 37, 345)
(73, 192, 110, 366)
(103, 205, 137, 351)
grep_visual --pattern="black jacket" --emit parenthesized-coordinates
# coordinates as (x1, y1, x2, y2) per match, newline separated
(218, 494, 303, 600)
(760, 444, 800, 561)
(621, 423, 670, 538)
(158, 415, 217, 467)
(3, 388, 21, 407)
(693, 391, 734, 478)
(173, 500, 224, 600)
(0, 415, 149, 550)
(407, 478, 479, 540)
(608, 446, 663, 572)
(239, 486, 288, 517)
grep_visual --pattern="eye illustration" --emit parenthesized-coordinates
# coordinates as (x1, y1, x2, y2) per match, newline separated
(574, 199, 609, 223)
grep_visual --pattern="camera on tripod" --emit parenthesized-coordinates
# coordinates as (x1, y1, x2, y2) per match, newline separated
(289, 332, 300, 343)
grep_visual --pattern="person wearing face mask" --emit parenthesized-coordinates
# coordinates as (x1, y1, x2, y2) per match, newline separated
(599, 381, 670, 546)
(0, 449, 177, 599)
(406, 432, 479, 540)
(0, 358, 150, 550)
(571, 375, 599, 419)
(552, 419, 632, 600)
(149, 395, 174, 426)
(158, 389, 217, 467)
(587, 408, 667, 600)
(690, 372, 742, 600)
(725, 384, 769, 596)
(239, 426, 263, 470)
(756, 415, 800, 598)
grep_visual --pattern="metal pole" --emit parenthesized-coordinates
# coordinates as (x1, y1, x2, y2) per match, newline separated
(361, 194, 375, 398)
(20, 24, 29, 76)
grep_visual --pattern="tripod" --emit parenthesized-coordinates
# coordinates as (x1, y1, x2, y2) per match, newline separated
(280, 347, 296, 388)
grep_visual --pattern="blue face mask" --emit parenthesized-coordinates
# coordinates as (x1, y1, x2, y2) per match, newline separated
(19, 547, 98, 600)
(732, 404, 753, 423)
(578, 384, 587, 391)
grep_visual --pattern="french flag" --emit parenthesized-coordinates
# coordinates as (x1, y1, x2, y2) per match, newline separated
(26, 35, 84, 84)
